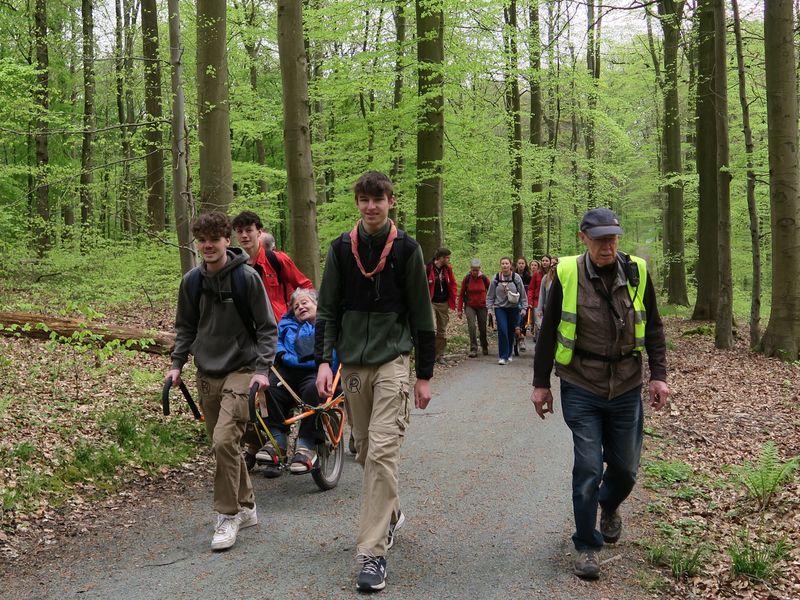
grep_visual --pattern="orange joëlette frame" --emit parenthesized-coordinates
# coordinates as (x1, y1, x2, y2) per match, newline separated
(270, 365, 345, 446)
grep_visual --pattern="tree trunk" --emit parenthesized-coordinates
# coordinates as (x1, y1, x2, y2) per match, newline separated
(0, 311, 175, 355)
(197, 0, 234, 213)
(585, 0, 600, 208)
(141, 0, 165, 231)
(277, 0, 320, 284)
(732, 0, 761, 347)
(529, 0, 545, 257)
(79, 0, 95, 228)
(758, 0, 800, 360)
(415, 0, 445, 260)
(168, 0, 196, 275)
(692, 0, 720, 320)
(658, 0, 689, 306)
(504, 0, 524, 260)
(714, 0, 733, 349)
(114, 0, 134, 234)
(389, 1, 406, 226)
(34, 0, 50, 251)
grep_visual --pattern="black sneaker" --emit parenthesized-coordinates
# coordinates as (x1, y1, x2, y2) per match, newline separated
(600, 509, 622, 544)
(386, 511, 405, 550)
(357, 555, 387, 592)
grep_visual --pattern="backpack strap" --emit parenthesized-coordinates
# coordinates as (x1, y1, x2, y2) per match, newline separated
(265, 249, 283, 282)
(186, 264, 257, 343)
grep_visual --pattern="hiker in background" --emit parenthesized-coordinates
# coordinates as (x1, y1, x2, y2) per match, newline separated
(528, 259, 543, 340)
(426, 248, 458, 366)
(515, 257, 532, 351)
(535, 256, 556, 330)
(166, 212, 277, 551)
(232, 211, 313, 323)
(486, 257, 527, 366)
(457, 258, 491, 358)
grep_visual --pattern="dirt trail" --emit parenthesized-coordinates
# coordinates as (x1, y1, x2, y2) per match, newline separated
(1, 351, 649, 599)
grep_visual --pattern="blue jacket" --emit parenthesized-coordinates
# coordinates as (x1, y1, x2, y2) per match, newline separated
(277, 314, 337, 372)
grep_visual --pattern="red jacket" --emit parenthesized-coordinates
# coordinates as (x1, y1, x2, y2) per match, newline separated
(251, 246, 313, 322)
(458, 272, 491, 312)
(426, 262, 458, 310)
(528, 270, 543, 308)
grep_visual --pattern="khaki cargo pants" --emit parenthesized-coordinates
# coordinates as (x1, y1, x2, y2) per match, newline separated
(341, 355, 411, 557)
(196, 369, 255, 516)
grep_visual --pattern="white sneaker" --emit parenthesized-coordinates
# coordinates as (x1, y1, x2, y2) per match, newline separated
(498, 358, 507, 365)
(237, 504, 257, 529)
(211, 514, 240, 551)
(508, 356, 513, 363)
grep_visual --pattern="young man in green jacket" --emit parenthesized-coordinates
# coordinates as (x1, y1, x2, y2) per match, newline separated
(315, 171, 435, 592)
(166, 212, 277, 551)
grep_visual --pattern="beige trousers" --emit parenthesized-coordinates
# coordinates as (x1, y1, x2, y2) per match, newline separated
(432, 301, 450, 359)
(341, 355, 410, 557)
(197, 370, 255, 516)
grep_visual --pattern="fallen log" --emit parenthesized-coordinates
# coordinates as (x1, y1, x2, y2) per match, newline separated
(0, 311, 175, 355)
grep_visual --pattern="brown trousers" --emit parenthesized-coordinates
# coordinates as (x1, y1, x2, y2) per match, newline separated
(432, 301, 450, 359)
(341, 355, 410, 557)
(197, 370, 255, 516)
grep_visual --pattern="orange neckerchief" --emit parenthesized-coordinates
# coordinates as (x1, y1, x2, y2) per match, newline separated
(349, 219, 398, 280)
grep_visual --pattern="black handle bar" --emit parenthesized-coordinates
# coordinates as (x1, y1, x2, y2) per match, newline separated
(162, 377, 203, 421)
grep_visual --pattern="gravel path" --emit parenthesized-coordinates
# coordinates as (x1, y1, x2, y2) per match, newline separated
(1, 350, 649, 599)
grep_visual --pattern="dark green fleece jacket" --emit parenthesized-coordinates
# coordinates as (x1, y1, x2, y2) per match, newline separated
(315, 221, 436, 380)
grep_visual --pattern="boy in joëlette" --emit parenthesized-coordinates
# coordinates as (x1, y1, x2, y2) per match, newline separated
(315, 171, 435, 592)
(166, 212, 277, 551)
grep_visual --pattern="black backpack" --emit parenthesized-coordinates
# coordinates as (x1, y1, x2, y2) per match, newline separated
(184, 264, 257, 342)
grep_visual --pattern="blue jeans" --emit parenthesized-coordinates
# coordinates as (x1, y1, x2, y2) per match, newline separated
(560, 380, 644, 551)
(494, 306, 519, 360)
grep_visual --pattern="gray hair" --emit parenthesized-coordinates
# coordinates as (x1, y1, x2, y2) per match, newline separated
(289, 287, 318, 308)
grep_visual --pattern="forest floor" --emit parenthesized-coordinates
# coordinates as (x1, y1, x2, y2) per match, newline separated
(0, 297, 798, 598)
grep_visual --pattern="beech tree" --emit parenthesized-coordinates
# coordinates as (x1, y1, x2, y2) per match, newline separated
(79, 0, 95, 227)
(277, 0, 320, 283)
(141, 0, 165, 231)
(503, 0, 524, 260)
(692, 0, 719, 320)
(416, 0, 444, 260)
(528, 0, 545, 257)
(197, 0, 234, 213)
(714, 0, 733, 349)
(759, 0, 800, 360)
(34, 0, 49, 250)
(657, 0, 689, 306)
(168, 0, 195, 274)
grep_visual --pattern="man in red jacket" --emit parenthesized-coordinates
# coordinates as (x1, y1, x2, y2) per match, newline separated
(457, 258, 491, 357)
(232, 211, 313, 322)
(426, 248, 458, 365)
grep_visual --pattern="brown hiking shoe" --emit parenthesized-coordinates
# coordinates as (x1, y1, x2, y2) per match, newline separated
(573, 550, 601, 579)
(600, 509, 622, 544)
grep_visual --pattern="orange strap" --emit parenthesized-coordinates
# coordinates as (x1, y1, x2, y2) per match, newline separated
(349, 220, 398, 279)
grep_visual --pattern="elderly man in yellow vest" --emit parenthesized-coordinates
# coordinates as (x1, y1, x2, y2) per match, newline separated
(530, 207, 670, 580)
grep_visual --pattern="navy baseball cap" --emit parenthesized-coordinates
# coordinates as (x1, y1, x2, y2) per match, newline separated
(580, 207, 624, 238)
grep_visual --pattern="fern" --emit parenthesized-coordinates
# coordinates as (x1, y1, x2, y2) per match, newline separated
(736, 442, 799, 510)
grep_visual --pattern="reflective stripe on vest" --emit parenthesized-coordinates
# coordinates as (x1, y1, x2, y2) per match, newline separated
(555, 254, 648, 366)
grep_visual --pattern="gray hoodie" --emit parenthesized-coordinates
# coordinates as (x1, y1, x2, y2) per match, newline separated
(171, 248, 277, 377)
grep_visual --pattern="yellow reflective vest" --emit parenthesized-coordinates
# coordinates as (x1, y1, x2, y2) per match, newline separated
(555, 254, 648, 366)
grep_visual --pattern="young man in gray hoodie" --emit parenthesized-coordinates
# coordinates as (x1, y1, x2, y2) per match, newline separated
(166, 212, 277, 551)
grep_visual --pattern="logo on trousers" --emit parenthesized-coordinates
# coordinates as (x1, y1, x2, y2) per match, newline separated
(345, 374, 362, 394)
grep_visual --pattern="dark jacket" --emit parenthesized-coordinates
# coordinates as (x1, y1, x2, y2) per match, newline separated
(171, 248, 277, 377)
(315, 221, 436, 380)
(426, 262, 458, 310)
